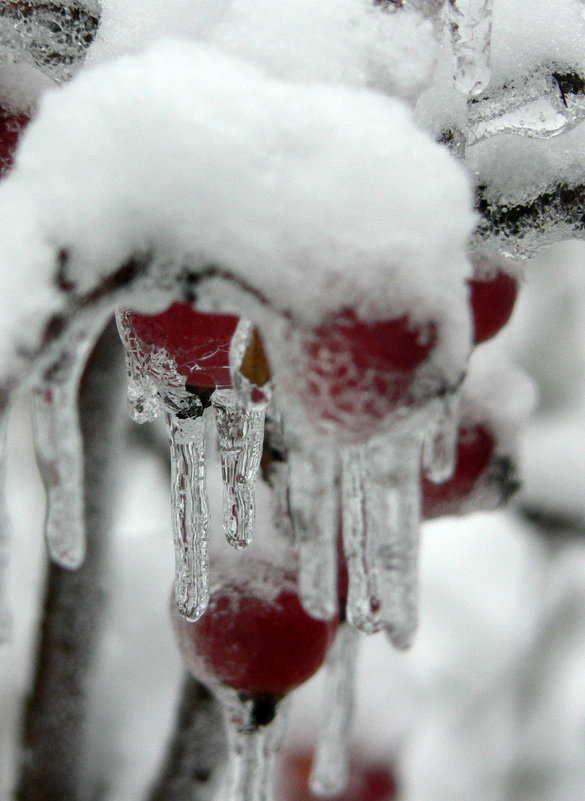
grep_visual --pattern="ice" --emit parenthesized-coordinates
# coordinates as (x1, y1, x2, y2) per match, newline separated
(212, 389, 265, 550)
(31, 307, 109, 570)
(229, 318, 272, 408)
(466, 68, 585, 147)
(447, 0, 493, 98)
(288, 447, 338, 621)
(0, 0, 101, 82)
(423, 391, 460, 483)
(310, 623, 359, 796)
(408, 0, 446, 19)
(221, 689, 291, 801)
(167, 410, 210, 622)
(121, 347, 161, 424)
(341, 432, 423, 646)
(0, 403, 10, 643)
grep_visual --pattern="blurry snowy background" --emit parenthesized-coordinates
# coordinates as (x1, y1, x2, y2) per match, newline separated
(3, 241, 585, 801)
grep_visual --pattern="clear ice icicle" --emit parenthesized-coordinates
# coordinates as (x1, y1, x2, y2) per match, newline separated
(122, 347, 160, 423)
(422, 391, 460, 484)
(447, 0, 493, 98)
(212, 389, 265, 550)
(340, 445, 381, 635)
(32, 308, 109, 570)
(288, 447, 337, 621)
(310, 623, 359, 796)
(0, 404, 10, 643)
(167, 410, 210, 621)
(221, 690, 291, 801)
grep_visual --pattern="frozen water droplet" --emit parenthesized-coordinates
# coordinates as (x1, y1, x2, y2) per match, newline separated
(422, 391, 460, 483)
(310, 623, 359, 796)
(466, 68, 585, 146)
(289, 447, 338, 621)
(167, 409, 210, 622)
(212, 390, 265, 550)
(221, 689, 291, 801)
(447, 0, 493, 98)
(0, 403, 11, 643)
(340, 445, 381, 634)
(32, 308, 109, 570)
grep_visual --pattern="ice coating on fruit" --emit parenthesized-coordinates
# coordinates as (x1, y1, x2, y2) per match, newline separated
(310, 623, 359, 796)
(174, 562, 337, 695)
(121, 344, 160, 423)
(447, 0, 493, 98)
(212, 389, 265, 550)
(0, 0, 101, 82)
(32, 306, 109, 569)
(288, 447, 338, 621)
(0, 403, 10, 642)
(422, 390, 461, 483)
(167, 411, 210, 621)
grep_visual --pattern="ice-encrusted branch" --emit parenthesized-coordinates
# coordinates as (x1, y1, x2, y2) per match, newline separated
(15, 320, 126, 801)
(147, 675, 226, 801)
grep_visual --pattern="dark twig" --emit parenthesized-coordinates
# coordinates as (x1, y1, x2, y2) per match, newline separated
(15, 319, 126, 801)
(147, 674, 227, 801)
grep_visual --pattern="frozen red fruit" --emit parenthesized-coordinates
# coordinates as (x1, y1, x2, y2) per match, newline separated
(278, 749, 398, 801)
(127, 303, 239, 388)
(300, 308, 437, 435)
(174, 564, 338, 698)
(422, 422, 496, 518)
(0, 107, 29, 178)
(468, 267, 519, 344)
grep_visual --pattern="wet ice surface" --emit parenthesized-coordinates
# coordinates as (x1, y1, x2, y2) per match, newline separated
(447, 0, 493, 98)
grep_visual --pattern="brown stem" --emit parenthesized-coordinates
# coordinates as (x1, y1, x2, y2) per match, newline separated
(147, 675, 227, 801)
(15, 319, 126, 801)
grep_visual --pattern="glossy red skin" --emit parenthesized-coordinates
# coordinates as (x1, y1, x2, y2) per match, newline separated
(468, 271, 518, 344)
(0, 108, 29, 178)
(421, 423, 495, 519)
(278, 750, 397, 801)
(127, 302, 239, 388)
(301, 309, 436, 432)
(177, 576, 338, 696)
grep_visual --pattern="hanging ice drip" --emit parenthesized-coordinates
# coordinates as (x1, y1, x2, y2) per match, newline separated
(117, 303, 271, 620)
(0, 0, 101, 82)
(446, 0, 493, 98)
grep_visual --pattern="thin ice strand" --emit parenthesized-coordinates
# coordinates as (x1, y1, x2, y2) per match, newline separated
(422, 391, 460, 483)
(447, 0, 493, 98)
(310, 623, 359, 796)
(221, 690, 291, 801)
(212, 389, 265, 550)
(0, 402, 11, 642)
(289, 447, 338, 620)
(32, 307, 109, 569)
(166, 410, 210, 621)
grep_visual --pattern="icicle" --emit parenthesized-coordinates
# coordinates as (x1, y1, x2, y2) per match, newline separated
(122, 347, 160, 423)
(288, 447, 338, 621)
(221, 690, 291, 801)
(447, 0, 493, 98)
(340, 445, 381, 635)
(378, 433, 422, 650)
(310, 623, 359, 796)
(32, 307, 109, 570)
(466, 67, 585, 146)
(212, 389, 265, 550)
(0, 402, 11, 643)
(422, 390, 460, 484)
(167, 409, 210, 622)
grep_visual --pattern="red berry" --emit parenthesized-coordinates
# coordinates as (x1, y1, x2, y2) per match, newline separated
(0, 107, 29, 178)
(278, 749, 398, 801)
(421, 422, 495, 519)
(468, 269, 518, 345)
(300, 308, 436, 435)
(174, 564, 338, 697)
(127, 302, 239, 388)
